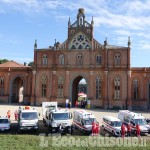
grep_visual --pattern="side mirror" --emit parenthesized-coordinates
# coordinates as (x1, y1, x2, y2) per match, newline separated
(69, 112, 72, 119)
(50, 113, 53, 120)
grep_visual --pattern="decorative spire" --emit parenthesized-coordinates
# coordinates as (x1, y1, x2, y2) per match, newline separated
(128, 36, 131, 47)
(104, 37, 108, 46)
(68, 17, 71, 27)
(91, 16, 94, 26)
(54, 39, 57, 49)
(34, 39, 37, 49)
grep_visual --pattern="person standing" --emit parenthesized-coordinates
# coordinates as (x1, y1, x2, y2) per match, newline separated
(14, 110, 18, 121)
(127, 123, 131, 137)
(92, 121, 96, 135)
(136, 124, 140, 137)
(66, 99, 69, 108)
(69, 101, 71, 109)
(121, 123, 125, 138)
(7, 110, 11, 119)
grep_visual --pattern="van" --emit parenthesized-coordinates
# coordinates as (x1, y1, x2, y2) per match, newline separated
(102, 116, 126, 137)
(73, 110, 97, 134)
(118, 110, 149, 135)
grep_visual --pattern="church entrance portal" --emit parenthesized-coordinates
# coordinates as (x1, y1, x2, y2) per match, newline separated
(11, 77, 24, 103)
(72, 76, 87, 106)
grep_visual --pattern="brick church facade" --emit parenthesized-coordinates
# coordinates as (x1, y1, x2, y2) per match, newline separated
(0, 8, 150, 110)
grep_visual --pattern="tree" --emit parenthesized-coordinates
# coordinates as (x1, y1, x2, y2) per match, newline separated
(0, 59, 9, 64)
(28, 62, 34, 66)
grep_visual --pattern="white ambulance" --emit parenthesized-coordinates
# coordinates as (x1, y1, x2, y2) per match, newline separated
(73, 110, 97, 134)
(42, 102, 73, 135)
(18, 106, 39, 132)
(102, 116, 126, 137)
(118, 110, 149, 135)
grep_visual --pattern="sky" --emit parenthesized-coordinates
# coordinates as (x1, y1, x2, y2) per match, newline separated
(0, 0, 150, 67)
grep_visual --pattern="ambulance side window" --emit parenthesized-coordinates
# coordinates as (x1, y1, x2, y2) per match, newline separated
(103, 118, 108, 124)
(81, 119, 84, 125)
(74, 113, 77, 120)
(108, 121, 111, 126)
(131, 120, 135, 126)
(77, 115, 80, 122)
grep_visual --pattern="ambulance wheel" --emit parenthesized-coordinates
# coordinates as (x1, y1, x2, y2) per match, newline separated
(83, 129, 87, 135)
(49, 126, 52, 134)
(102, 125, 105, 131)
(112, 131, 115, 136)
(45, 123, 48, 127)
(71, 127, 73, 135)
(74, 124, 77, 129)
(18, 128, 21, 133)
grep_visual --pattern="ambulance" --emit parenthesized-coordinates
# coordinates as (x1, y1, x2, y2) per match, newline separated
(118, 110, 150, 135)
(42, 102, 73, 135)
(73, 110, 97, 134)
(18, 106, 39, 132)
(102, 116, 126, 137)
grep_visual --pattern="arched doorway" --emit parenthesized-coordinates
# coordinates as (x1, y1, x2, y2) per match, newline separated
(11, 77, 24, 103)
(72, 76, 87, 106)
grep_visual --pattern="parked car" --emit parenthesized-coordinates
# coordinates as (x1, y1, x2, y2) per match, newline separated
(0, 117, 10, 131)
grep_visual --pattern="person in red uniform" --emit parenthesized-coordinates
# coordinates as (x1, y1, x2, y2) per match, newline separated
(127, 123, 132, 137)
(92, 121, 96, 135)
(14, 110, 18, 121)
(121, 123, 125, 138)
(136, 124, 140, 137)
(95, 122, 100, 135)
(7, 110, 11, 119)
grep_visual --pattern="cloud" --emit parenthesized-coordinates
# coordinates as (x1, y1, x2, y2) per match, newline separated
(114, 30, 131, 36)
(1, 0, 150, 31)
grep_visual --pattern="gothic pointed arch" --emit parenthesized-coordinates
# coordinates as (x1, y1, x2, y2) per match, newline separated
(11, 76, 24, 103)
(114, 53, 121, 65)
(42, 54, 48, 65)
(41, 74, 47, 97)
(96, 53, 102, 65)
(114, 76, 120, 100)
(132, 78, 139, 100)
(96, 76, 102, 99)
(0, 76, 5, 96)
(58, 76, 64, 98)
(59, 53, 65, 65)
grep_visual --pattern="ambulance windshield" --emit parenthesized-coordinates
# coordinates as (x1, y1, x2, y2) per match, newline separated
(0, 119, 9, 123)
(84, 118, 96, 125)
(22, 112, 38, 120)
(134, 119, 147, 126)
(112, 121, 122, 127)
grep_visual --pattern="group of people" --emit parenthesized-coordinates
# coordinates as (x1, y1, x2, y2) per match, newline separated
(75, 100, 87, 108)
(7, 110, 18, 121)
(121, 123, 141, 138)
